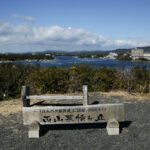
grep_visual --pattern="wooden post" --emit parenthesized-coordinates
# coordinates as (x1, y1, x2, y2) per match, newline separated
(83, 85, 88, 106)
(21, 86, 30, 107)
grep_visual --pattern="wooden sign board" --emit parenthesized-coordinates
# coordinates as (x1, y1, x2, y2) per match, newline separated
(23, 103, 124, 125)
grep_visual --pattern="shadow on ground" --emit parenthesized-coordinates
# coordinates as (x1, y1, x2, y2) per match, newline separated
(30, 101, 82, 106)
(40, 121, 132, 137)
(120, 121, 132, 132)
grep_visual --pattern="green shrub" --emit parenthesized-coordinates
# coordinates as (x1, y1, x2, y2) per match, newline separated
(0, 63, 149, 101)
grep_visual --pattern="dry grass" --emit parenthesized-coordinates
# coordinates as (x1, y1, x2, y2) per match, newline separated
(96, 90, 150, 102)
(0, 91, 149, 116)
(0, 99, 21, 117)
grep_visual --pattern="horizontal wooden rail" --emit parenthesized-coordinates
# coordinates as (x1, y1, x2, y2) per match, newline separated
(26, 95, 83, 100)
(21, 85, 88, 107)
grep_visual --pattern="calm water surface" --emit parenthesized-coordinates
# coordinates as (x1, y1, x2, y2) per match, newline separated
(1, 56, 150, 69)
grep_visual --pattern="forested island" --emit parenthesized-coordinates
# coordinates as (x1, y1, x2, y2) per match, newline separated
(0, 54, 54, 61)
(1, 46, 150, 62)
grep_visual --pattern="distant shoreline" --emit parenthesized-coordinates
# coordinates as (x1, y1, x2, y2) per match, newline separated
(0, 59, 55, 63)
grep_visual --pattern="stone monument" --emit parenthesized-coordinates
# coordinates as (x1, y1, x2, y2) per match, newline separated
(21, 85, 125, 138)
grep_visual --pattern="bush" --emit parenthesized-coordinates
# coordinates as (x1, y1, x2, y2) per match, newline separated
(0, 63, 150, 101)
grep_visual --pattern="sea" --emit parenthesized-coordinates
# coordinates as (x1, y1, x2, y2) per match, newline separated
(0, 56, 150, 70)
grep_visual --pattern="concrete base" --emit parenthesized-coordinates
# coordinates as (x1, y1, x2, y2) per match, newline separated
(28, 130, 40, 138)
(106, 119, 119, 135)
(28, 121, 40, 138)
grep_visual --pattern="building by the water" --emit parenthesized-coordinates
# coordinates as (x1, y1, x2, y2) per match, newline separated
(131, 49, 150, 60)
(106, 52, 118, 59)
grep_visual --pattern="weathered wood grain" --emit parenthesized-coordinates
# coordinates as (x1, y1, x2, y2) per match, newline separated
(21, 86, 30, 107)
(26, 95, 83, 100)
(83, 85, 88, 106)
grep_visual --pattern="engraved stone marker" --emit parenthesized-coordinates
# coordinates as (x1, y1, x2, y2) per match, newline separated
(21, 85, 125, 138)
(23, 104, 124, 125)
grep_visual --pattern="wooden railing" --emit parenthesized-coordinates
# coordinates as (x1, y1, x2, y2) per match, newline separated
(21, 85, 88, 107)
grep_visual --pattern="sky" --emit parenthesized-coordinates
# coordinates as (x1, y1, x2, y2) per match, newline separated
(0, 0, 150, 53)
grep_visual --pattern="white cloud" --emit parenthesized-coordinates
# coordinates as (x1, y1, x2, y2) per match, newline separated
(12, 14, 35, 23)
(0, 21, 149, 53)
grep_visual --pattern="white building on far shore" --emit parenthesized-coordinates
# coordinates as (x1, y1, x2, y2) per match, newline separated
(131, 49, 150, 60)
(106, 52, 118, 59)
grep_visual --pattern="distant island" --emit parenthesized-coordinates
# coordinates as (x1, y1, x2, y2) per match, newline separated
(0, 46, 150, 62)
(77, 46, 150, 61)
(0, 53, 54, 61)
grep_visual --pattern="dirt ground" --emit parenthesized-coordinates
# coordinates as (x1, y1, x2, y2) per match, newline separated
(0, 91, 150, 150)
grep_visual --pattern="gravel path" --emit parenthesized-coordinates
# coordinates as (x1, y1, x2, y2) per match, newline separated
(0, 94, 150, 150)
